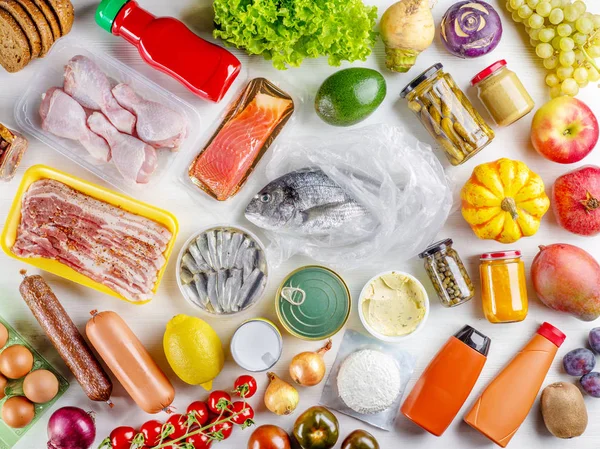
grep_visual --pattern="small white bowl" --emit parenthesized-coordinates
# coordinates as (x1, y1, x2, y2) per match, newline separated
(175, 224, 269, 318)
(358, 270, 430, 342)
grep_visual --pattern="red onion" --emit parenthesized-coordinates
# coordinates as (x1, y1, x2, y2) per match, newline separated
(47, 407, 96, 449)
(440, 0, 503, 59)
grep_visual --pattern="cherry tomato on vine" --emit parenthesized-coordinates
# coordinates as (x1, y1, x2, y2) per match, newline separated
(109, 426, 136, 449)
(187, 401, 209, 426)
(140, 420, 164, 447)
(166, 414, 189, 440)
(209, 417, 233, 440)
(229, 401, 255, 426)
(208, 391, 231, 414)
(233, 375, 257, 398)
(186, 432, 213, 449)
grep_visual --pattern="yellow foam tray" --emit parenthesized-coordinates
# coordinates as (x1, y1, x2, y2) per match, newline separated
(0, 165, 179, 305)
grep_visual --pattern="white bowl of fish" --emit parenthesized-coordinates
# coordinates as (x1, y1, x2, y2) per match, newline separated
(176, 225, 269, 316)
(358, 270, 429, 342)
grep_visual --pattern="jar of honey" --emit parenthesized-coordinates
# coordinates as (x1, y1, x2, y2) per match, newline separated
(479, 250, 528, 323)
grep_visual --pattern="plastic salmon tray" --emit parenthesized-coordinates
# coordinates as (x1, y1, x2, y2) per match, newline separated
(0, 316, 69, 449)
(13, 42, 203, 195)
(0, 165, 179, 305)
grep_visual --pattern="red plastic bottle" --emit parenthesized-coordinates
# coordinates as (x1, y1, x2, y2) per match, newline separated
(96, 0, 241, 103)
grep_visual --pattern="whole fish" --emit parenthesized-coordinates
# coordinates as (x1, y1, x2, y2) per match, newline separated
(244, 168, 372, 235)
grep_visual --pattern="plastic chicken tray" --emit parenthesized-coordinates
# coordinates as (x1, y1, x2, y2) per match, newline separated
(14, 42, 202, 194)
(0, 315, 69, 449)
(0, 165, 179, 304)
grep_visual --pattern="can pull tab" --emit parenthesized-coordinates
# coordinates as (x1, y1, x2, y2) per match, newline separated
(281, 285, 306, 306)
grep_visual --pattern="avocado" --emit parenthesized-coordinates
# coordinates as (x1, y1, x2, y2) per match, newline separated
(315, 68, 386, 127)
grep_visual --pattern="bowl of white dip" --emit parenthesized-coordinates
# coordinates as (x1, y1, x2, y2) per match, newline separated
(358, 270, 429, 342)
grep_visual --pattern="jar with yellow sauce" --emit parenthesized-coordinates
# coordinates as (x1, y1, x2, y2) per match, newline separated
(479, 250, 528, 323)
(400, 63, 495, 166)
(471, 60, 534, 127)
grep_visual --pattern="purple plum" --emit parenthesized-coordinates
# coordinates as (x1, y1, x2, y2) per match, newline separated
(589, 327, 600, 354)
(563, 348, 596, 376)
(581, 372, 600, 398)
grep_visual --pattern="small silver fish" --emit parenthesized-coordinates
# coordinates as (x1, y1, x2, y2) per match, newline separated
(243, 247, 257, 281)
(227, 232, 243, 268)
(245, 168, 373, 235)
(196, 233, 214, 270)
(182, 283, 201, 308)
(180, 267, 194, 284)
(221, 231, 232, 269)
(207, 231, 218, 270)
(217, 269, 228, 312)
(226, 268, 243, 311)
(182, 253, 200, 274)
(193, 273, 209, 308)
(188, 243, 210, 271)
(207, 271, 221, 313)
(234, 238, 251, 269)
(233, 268, 264, 311)
(216, 231, 224, 270)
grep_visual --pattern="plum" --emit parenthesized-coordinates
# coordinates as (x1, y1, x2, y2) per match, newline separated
(531, 244, 600, 321)
(563, 348, 596, 376)
(589, 328, 600, 354)
(580, 372, 600, 398)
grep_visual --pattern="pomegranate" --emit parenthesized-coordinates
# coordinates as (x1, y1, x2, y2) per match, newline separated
(552, 165, 600, 236)
(531, 244, 600, 321)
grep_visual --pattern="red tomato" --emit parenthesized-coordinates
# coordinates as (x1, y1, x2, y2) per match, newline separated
(166, 414, 189, 440)
(209, 417, 233, 440)
(229, 401, 255, 426)
(233, 375, 258, 398)
(187, 401, 209, 426)
(109, 426, 136, 449)
(140, 420, 164, 447)
(186, 432, 213, 449)
(208, 391, 231, 414)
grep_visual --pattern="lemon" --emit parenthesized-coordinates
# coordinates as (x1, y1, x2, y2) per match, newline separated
(163, 314, 224, 390)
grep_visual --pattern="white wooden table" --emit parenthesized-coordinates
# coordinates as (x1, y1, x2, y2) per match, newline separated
(1, 0, 600, 447)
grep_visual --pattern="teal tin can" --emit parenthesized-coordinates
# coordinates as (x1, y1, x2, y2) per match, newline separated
(276, 265, 351, 341)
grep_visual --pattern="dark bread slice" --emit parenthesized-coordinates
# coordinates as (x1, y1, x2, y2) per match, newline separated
(0, 8, 30, 72)
(14, 0, 52, 56)
(0, 0, 41, 58)
(45, 0, 72, 35)
(31, 0, 58, 40)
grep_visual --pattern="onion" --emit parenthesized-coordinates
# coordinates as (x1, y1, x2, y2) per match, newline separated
(289, 340, 332, 387)
(264, 372, 299, 416)
(440, 0, 502, 59)
(47, 407, 96, 449)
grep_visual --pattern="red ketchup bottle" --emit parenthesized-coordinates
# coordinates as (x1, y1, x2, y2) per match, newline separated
(96, 0, 241, 103)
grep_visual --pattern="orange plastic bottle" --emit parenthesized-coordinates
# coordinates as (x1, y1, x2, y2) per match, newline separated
(401, 325, 490, 436)
(464, 322, 566, 447)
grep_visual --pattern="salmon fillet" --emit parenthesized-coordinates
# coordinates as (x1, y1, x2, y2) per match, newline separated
(191, 92, 293, 200)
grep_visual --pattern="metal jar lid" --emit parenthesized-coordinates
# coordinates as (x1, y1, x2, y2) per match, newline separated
(419, 238, 453, 258)
(400, 63, 443, 98)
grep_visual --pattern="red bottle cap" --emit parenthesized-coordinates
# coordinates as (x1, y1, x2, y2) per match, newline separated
(471, 60, 507, 86)
(480, 250, 521, 260)
(537, 322, 566, 347)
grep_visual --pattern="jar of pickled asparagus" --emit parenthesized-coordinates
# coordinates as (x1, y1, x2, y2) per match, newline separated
(479, 250, 528, 323)
(400, 63, 494, 166)
(471, 60, 534, 127)
(419, 239, 474, 307)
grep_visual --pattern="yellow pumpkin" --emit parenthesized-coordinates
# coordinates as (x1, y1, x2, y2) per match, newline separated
(461, 158, 550, 244)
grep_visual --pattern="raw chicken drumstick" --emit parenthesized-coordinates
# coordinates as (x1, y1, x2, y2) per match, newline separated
(64, 55, 136, 134)
(87, 112, 158, 184)
(40, 87, 111, 162)
(112, 83, 187, 150)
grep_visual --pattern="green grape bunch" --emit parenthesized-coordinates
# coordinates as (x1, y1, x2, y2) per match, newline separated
(507, 0, 600, 97)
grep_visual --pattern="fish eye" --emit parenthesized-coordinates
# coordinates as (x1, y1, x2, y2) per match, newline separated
(260, 193, 271, 203)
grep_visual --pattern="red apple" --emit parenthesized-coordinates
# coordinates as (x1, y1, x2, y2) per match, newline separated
(531, 96, 598, 164)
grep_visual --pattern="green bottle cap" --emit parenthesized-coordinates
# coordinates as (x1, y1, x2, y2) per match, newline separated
(96, 0, 128, 33)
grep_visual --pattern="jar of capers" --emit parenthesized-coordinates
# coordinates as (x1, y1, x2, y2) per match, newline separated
(419, 239, 474, 307)
(400, 63, 495, 166)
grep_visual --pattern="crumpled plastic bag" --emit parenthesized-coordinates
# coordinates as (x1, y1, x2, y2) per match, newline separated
(259, 124, 452, 269)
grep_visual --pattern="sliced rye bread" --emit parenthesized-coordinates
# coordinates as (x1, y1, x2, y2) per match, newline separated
(31, 0, 58, 40)
(0, 8, 31, 72)
(14, 0, 52, 56)
(45, 0, 72, 35)
(0, 0, 41, 58)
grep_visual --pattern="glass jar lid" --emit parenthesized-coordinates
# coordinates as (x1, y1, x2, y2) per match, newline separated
(471, 60, 507, 86)
(480, 250, 521, 260)
(418, 238, 453, 258)
(400, 63, 443, 98)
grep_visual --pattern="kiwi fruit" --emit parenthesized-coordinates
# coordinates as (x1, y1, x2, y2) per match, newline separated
(541, 382, 587, 439)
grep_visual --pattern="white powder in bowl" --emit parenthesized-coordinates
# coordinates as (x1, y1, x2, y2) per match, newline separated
(337, 349, 402, 414)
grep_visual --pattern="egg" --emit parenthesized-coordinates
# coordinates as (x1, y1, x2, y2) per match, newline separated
(0, 345, 34, 379)
(0, 374, 7, 400)
(1, 396, 35, 428)
(23, 370, 59, 403)
(0, 324, 8, 348)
